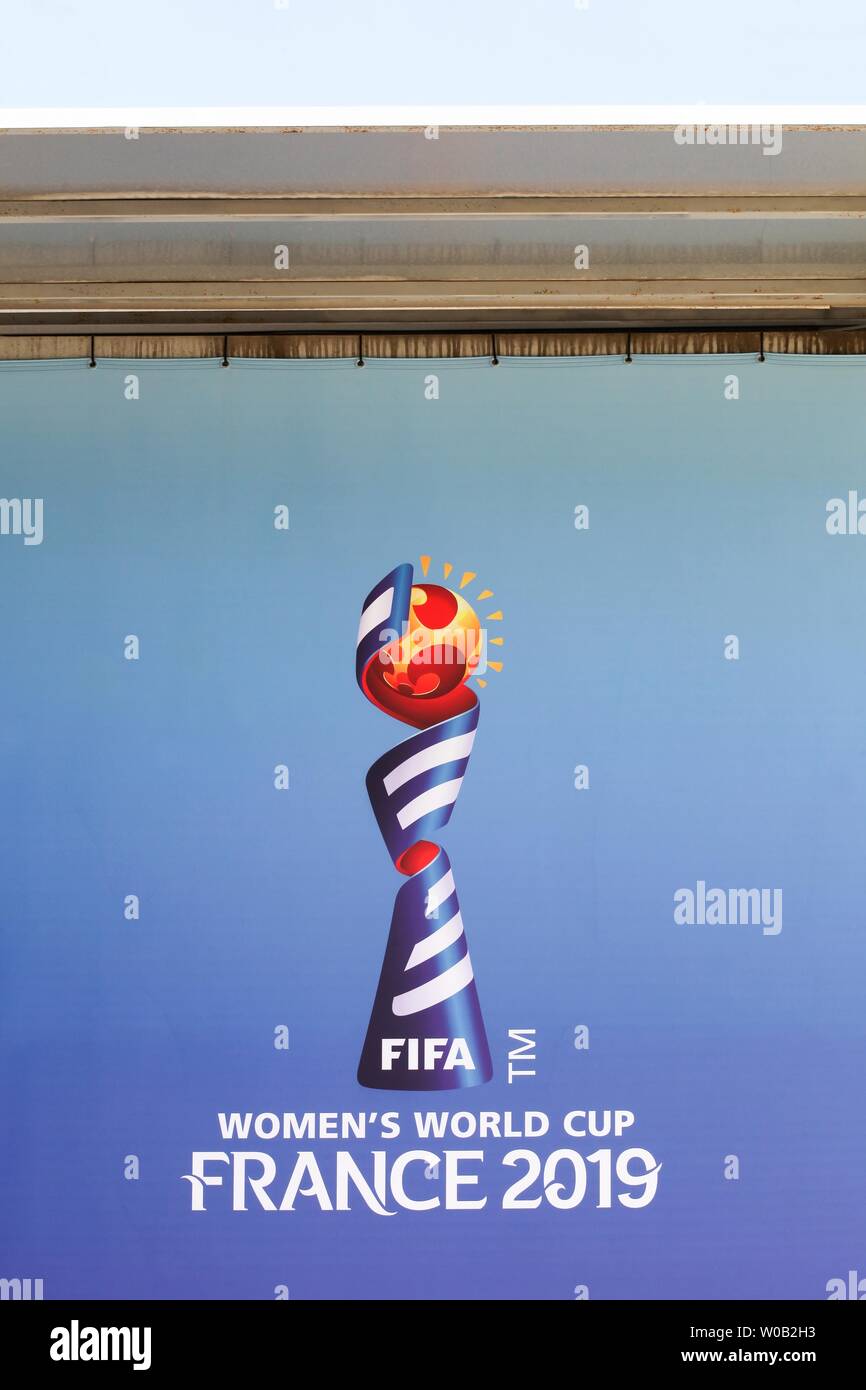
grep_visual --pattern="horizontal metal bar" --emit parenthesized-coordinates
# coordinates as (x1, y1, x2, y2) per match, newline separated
(2, 127, 864, 203)
(1, 222, 861, 288)
(0, 280, 863, 306)
(3, 310, 862, 333)
(3, 196, 866, 220)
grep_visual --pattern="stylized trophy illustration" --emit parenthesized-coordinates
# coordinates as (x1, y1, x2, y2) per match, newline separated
(355, 561, 494, 1090)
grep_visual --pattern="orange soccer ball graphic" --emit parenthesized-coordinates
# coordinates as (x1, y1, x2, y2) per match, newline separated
(363, 583, 483, 729)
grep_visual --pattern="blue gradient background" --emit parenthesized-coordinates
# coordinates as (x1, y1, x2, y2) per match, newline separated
(1, 355, 864, 1300)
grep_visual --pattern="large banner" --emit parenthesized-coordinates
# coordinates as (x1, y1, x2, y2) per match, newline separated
(2, 352, 865, 1301)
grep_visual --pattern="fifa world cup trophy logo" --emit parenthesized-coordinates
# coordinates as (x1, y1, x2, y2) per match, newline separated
(355, 559, 495, 1090)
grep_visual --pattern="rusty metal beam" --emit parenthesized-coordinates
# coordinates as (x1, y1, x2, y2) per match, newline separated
(1, 125, 864, 331)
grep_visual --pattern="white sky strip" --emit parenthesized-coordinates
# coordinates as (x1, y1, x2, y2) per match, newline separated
(397, 778, 463, 830)
(357, 588, 393, 647)
(405, 912, 465, 971)
(383, 732, 476, 796)
(392, 952, 474, 1017)
(4, 106, 866, 128)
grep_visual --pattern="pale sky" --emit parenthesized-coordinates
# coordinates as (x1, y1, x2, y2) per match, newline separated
(3, 0, 865, 109)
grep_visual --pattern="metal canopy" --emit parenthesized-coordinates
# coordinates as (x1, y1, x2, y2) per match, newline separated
(1, 125, 864, 331)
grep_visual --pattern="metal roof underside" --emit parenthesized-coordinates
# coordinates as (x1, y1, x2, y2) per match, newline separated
(1, 125, 864, 332)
